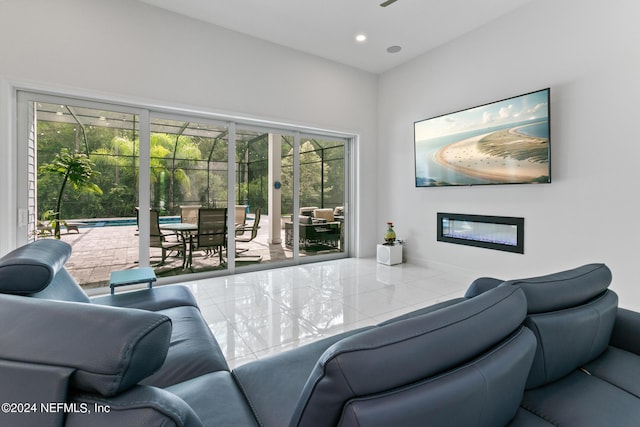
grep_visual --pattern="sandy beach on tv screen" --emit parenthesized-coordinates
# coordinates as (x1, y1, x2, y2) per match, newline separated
(435, 126, 549, 183)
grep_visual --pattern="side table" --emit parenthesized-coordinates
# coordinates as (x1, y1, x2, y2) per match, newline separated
(377, 243, 403, 265)
(109, 267, 157, 295)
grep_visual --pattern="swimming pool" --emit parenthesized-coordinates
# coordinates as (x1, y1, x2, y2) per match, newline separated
(66, 216, 181, 228)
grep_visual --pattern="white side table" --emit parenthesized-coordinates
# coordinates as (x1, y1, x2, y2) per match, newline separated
(376, 243, 403, 265)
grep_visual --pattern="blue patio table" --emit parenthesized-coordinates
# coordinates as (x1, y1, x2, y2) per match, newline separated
(109, 267, 157, 295)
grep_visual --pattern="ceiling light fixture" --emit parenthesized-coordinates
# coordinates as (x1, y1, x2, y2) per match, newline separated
(355, 34, 367, 42)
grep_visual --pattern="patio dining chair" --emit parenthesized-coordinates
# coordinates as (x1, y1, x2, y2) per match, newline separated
(150, 209, 182, 265)
(180, 205, 201, 225)
(235, 205, 248, 236)
(236, 208, 262, 256)
(193, 208, 228, 266)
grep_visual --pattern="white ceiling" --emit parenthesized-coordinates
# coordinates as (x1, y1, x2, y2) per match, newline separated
(137, 0, 534, 74)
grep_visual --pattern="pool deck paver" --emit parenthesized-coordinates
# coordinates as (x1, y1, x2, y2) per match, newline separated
(56, 216, 339, 291)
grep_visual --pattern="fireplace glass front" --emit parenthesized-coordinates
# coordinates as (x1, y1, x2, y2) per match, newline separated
(437, 213, 524, 254)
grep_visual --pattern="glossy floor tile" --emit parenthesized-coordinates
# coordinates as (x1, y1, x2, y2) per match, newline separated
(180, 258, 476, 368)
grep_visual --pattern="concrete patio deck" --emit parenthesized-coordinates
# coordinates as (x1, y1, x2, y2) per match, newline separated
(58, 215, 341, 290)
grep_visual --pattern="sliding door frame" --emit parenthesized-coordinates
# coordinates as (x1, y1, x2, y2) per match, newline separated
(15, 87, 354, 284)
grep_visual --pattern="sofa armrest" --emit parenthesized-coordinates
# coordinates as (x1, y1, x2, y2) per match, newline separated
(92, 284, 198, 311)
(233, 328, 372, 427)
(464, 277, 504, 298)
(67, 386, 204, 427)
(610, 308, 640, 355)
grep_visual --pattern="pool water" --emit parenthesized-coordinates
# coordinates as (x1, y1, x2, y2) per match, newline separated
(67, 216, 181, 228)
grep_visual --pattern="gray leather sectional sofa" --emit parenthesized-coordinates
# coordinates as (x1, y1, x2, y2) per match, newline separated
(0, 240, 638, 426)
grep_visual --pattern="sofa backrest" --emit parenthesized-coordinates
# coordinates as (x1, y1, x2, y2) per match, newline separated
(290, 286, 536, 427)
(0, 240, 90, 302)
(500, 263, 613, 314)
(0, 293, 203, 427)
(499, 263, 618, 388)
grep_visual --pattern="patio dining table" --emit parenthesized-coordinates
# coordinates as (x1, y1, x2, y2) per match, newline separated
(160, 222, 197, 268)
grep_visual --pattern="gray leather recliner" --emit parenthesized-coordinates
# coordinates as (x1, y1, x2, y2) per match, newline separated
(0, 240, 538, 427)
(467, 263, 640, 427)
(234, 285, 536, 427)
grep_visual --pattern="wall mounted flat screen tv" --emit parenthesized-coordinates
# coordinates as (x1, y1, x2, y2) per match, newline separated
(414, 88, 550, 187)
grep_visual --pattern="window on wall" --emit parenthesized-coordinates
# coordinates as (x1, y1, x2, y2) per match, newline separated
(17, 91, 352, 291)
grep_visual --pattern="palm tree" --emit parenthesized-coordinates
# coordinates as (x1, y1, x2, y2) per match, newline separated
(150, 133, 201, 213)
(40, 149, 102, 238)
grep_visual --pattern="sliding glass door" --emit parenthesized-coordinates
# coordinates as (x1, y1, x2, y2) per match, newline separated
(295, 134, 347, 260)
(17, 91, 351, 291)
(18, 93, 142, 291)
(233, 126, 296, 268)
(148, 114, 230, 278)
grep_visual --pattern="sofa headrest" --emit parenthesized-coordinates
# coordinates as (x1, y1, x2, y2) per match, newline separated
(291, 285, 531, 426)
(0, 240, 72, 295)
(0, 294, 171, 396)
(524, 290, 618, 388)
(499, 263, 612, 314)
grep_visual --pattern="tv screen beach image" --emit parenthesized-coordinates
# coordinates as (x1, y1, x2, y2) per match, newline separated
(414, 89, 550, 187)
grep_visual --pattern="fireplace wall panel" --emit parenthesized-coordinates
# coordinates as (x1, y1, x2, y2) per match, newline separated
(437, 213, 524, 254)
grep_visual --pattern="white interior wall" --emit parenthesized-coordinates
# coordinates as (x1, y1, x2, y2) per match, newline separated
(0, 0, 378, 258)
(2, 0, 639, 309)
(378, 0, 640, 309)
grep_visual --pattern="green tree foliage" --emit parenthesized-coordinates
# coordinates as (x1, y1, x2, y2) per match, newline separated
(237, 137, 268, 213)
(39, 149, 102, 238)
(281, 141, 330, 212)
(91, 136, 139, 216)
(149, 133, 209, 213)
(36, 119, 345, 223)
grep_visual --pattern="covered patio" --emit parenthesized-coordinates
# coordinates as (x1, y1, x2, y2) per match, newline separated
(59, 215, 281, 290)
(32, 99, 347, 291)
(58, 213, 342, 290)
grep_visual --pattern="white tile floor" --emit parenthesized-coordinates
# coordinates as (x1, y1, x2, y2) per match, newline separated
(179, 258, 477, 368)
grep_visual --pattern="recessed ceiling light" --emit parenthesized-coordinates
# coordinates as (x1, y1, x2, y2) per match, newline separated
(386, 45, 402, 53)
(355, 34, 367, 42)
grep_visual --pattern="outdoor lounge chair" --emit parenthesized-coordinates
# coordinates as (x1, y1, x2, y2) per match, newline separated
(313, 208, 335, 222)
(36, 220, 53, 237)
(64, 222, 83, 233)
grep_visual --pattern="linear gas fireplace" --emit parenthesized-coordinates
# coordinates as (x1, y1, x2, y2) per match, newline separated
(437, 213, 524, 254)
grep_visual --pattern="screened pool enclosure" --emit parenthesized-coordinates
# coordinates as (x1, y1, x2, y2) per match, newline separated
(20, 94, 350, 289)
